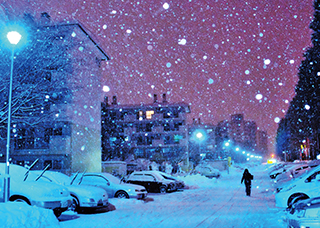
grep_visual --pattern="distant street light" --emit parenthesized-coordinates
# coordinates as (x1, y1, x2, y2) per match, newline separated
(196, 132, 203, 140)
(192, 129, 206, 160)
(5, 30, 22, 202)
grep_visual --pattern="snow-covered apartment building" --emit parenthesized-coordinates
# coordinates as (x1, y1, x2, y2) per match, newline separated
(0, 14, 109, 173)
(101, 94, 191, 163)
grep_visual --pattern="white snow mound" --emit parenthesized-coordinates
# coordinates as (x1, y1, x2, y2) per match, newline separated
(0, 202, 60, 228)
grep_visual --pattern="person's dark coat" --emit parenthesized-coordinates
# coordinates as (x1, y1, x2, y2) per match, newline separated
(241, 169, 254, 196)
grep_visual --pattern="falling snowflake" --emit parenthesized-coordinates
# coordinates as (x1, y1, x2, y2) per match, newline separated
(103, 85, 110, 92)
(178, 38, 187, 45)
(255, 94, 263, 100)
(163, 3, 169, 9)
(264, 59, 271, 65)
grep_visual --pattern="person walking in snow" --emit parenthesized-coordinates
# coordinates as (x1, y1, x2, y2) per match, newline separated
(241, 169, 254, 196)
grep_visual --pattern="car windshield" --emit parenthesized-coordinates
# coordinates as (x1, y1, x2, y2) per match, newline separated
(36, 172, 71, 185)
(103, 173, 121, 184)
(160, 173, 175, 181)
(48, 172, 71, 185)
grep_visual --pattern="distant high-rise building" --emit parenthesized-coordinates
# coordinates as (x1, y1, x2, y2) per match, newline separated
(256, 130, 268, 156)
(215, 114, 267, 158)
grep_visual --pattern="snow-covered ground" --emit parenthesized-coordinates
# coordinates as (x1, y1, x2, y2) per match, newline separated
(0, 163, 287, 228)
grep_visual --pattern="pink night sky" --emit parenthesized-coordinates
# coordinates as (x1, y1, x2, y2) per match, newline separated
(1, 0, 315, 153)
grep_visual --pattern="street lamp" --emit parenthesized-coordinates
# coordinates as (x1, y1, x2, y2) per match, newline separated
(193, 130, 206, 160)
(4, 30, 22, 202)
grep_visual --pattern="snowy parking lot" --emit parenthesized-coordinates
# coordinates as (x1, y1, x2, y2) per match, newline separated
(58, 164, 287, 228)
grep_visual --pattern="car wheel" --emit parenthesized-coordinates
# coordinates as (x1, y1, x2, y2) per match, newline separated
(53, 209, 62, 218)
(288, 194, 309, 208)
(115, 191, 129, 199)
(70, 197, 79, 212)
(11, 197, 31, 205)
(159, 186, 167, 193)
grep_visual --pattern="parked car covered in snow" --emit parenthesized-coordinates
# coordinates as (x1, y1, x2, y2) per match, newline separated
(30, 171, 109, 212)
(0, 163, 72, 217)
(124, 171, 177, 193)
(72, 172, 147, 199)
(274, 163, 316, 188)
(194, 164, 220, 178)
(158, 171, 185, 190)
(269, 162, 294, 179)
(275, 165, 320, 208)
(286, 196, 320, 228)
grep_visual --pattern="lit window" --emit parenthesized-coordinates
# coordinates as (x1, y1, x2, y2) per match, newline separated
(146, 110, 154, 119)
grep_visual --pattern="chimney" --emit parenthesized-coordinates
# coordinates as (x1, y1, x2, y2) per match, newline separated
(40, 12, 51, 24)
(162, 93, 168, 103)
(104, 96, 109, 105)
(153, 94, 158, 103)
(112, 96, 117, 105)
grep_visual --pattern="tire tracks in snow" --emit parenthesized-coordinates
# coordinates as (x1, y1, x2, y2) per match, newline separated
(194, 185, 242, 228)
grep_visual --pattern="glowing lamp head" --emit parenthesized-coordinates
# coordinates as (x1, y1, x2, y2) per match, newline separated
(7, 31, 22, 45)
(196, 132, 203, 139)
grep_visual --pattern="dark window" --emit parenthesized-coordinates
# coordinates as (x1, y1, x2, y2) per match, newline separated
(136, 135, 153, 145)
(137, 123, 153, 132)
(53, 127, 63, 135)
(146, 123, 153, 132)
(52, 160, 62, 170)
(164, 135, 180, 145)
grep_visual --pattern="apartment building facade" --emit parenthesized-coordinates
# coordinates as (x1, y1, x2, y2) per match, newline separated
(101, 94, 190, 164)
(0, 16, 109, 173)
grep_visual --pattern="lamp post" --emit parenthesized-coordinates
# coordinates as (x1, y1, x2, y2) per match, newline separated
(196, 132, 204, 155)
(4, 31, 22, 202)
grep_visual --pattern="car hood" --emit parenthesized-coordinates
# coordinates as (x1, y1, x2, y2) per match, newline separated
(11, 180, 70, 198)
(161, 179, 176, 185)
(66, 184, 107, 197)
(117, 182, 146, 191)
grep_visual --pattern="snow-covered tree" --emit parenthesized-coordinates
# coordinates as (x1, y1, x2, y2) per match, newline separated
(276, 0, 320, 160)
(0, 14, 71, 142)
